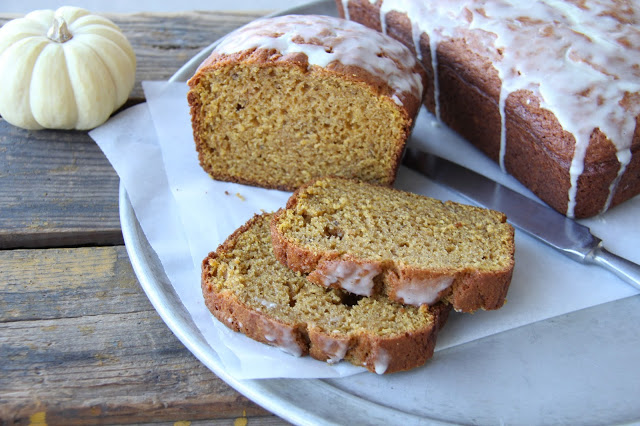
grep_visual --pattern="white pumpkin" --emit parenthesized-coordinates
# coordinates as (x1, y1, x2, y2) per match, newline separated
(0, 6, 136, 130)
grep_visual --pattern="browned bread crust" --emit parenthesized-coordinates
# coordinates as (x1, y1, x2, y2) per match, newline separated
(339, 0, 640, 218)
(201, 213, 451, 374)
(270, 177, 515, 313)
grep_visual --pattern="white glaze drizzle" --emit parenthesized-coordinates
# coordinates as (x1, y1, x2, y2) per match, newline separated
(603, 149, 632, 211)
(374, 348, 390, 374)
(319, 336, 349, 364)
(359, 0, 640, 217)
(213, 14, 423, 107)
(261, 318, 303, 357)
(395, 275, 454, 306)
(314, 260, 382, 296)
(379, 6, 387, 35)
(428, 33, 441, 121)
(410, 16, 423, 62)
(341, 0, 351, 21)
(497, 90, 508, 172)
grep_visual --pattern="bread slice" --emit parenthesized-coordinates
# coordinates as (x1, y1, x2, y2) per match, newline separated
(187, 14, 425, 191)
(271, 177, 515, 313)
(201, 213, 450, 374)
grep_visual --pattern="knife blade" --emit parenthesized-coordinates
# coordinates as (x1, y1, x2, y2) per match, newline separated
(402, 147, 640, 291)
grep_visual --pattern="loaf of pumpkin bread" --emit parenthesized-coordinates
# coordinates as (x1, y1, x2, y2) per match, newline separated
(338, 0, 640, 218)
(201, 213, 450, 374)
(188, 14, 425, 191)
(271, 177, 515, 313)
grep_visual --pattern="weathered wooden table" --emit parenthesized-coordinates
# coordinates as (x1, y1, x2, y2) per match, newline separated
(0, 11, 290, 425)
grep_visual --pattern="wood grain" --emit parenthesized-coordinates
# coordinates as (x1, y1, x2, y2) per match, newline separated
(0, 246, 289, 425)
(0, 11, 263, 249)
(0, 121, 122, 249)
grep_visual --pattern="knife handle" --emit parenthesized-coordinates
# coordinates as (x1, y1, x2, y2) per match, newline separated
(587, 242, 640, 291)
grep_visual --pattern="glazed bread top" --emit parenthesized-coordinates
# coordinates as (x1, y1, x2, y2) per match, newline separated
(343, 0, 640, 218)
(194, 14, 424, 109)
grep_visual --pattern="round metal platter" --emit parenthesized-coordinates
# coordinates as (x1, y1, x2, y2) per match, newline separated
(119, 1, 640, 424)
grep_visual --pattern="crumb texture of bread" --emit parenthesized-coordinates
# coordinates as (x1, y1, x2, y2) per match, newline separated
(188, 14, 425, 191)
(339, 0, 640, 218)
(271, 177, 515, 313)
(201, 213, 450, 374)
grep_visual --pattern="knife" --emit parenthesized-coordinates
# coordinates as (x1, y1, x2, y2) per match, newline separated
(402, 147, 640, 291)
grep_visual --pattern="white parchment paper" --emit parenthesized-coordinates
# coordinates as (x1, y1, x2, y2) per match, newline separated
(90, 80, 639, 380)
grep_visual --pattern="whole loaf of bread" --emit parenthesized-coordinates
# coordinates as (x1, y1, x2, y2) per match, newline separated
(339, 0, 640, 218)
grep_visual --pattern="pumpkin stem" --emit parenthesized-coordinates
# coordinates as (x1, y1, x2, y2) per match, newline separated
(47, 15, 73, 43)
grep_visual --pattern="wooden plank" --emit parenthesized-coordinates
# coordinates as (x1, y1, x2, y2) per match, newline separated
(1, 313, 282, 424)
(0, 121, 122, 249)
(135, 418, 290, 426)
(0, 246, 289, 425)
(0, 11, 264, 249)
(0, 246, 148, 322)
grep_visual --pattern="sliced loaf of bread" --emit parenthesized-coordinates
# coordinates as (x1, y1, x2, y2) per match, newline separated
(271, 177, 515, 313)
(201, 213, 450, 374)
(187, 14, 425, 191)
